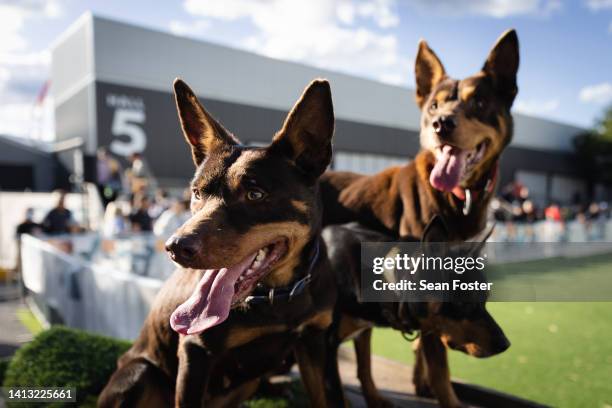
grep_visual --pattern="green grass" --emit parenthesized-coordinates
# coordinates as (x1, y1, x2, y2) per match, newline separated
(372, 303, 612, 408)
(372, 253, 612, 407)
(370, 252, 612, 408)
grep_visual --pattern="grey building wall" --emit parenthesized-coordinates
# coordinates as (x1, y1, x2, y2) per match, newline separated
(0, 136, 56, 191)
(48, 13, 603, 204)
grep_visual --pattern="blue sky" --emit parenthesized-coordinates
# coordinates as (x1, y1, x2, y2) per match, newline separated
(1, 0, 611, 139)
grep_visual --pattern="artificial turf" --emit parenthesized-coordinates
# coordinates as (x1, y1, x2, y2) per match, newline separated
(371, 252, 612, 408)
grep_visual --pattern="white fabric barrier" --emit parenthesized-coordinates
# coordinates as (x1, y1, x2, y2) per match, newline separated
(21, 234, 163, 340)
(490, 219, 612, 243)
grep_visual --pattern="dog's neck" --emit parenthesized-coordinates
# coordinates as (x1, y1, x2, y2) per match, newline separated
(453, 159, 499, 200)
(245, 236, 321, 305)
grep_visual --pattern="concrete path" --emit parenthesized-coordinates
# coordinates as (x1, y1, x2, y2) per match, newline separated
(337, 347, 442, 408)
(0, 297, 33, 358)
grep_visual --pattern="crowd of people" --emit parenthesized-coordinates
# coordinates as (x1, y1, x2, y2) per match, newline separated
(492, 180, 610, 225)
(490, 180, 611, 242)
(16, 191, 80, 238)
(96, 148, 191, 239)
(14, 149, 612, 243)
(14, 148, 191, 244)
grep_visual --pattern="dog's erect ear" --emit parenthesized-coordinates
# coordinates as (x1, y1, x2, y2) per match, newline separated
(482, 29, 519, 107)
(271, 79, 334, 180)
(421, 215, 449, 258)
(421, 215, 449, 244)
(173, 78, 238, 165)
(415, 40, 446, 109)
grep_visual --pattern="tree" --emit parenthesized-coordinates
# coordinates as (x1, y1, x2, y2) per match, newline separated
(574, 104, 612, 185)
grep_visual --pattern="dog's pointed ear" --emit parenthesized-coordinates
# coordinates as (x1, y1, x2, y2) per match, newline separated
(421, 215, 449, 244)
(482, 29, 519, 107)
(173, 78, 238, 166)
(271, 79, 334, 180)
(415, 40, 446, 109)
(421, 215, 449, 258)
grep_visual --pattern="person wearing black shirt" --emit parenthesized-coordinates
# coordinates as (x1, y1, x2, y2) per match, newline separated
(129, 195, 153, 232)
(42, 191, 75, 235)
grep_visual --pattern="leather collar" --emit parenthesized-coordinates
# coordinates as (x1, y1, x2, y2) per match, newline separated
(245, 238, 320, 306)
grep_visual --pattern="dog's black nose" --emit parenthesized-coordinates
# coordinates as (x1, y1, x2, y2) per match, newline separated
(432, 116, 456, 138)
(492, 336, 511, 354)
(165, 235, 198, 264)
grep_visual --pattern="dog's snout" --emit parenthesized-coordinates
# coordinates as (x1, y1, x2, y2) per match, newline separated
(492, 336, 511, 354)
(432, 116, 456, 138)
(165, 235, 198, 264)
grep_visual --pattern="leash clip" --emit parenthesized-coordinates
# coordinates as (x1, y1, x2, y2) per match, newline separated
(463, 188, 472, 216)
(401, 330, 420, 342)
(268, 288, 275, 305)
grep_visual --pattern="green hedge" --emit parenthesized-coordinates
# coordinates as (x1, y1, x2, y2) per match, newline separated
(1, 326, 306, 407)
(2, 326, 131, 406)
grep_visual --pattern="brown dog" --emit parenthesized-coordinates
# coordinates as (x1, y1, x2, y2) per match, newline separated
(98, 79, 344, 407)
(321, 29, 519, 241)
(320, 30, 519, 408)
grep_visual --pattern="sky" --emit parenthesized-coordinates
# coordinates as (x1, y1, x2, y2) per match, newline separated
(1, 0, 611, 140)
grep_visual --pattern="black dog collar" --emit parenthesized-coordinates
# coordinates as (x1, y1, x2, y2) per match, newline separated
(245, 238, 320, 306)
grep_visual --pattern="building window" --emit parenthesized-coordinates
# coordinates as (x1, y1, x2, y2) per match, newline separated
(333, 151, 408, 175)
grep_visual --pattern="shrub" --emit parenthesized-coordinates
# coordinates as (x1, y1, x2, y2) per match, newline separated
(3, 326, 131, 406)
(0, 357, 10, 385)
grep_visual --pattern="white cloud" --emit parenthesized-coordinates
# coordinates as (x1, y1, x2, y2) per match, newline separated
(0, 1, 61, 138)
(579, 82, 612, 105)
(180, 0, 410, 85)
(408, 0, 561, 18)
(514, 98, 560, 116)
(586, 0, 612, 10)
(336, 0, 399, 28)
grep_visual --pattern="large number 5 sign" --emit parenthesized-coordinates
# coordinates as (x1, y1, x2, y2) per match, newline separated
(109, 109, 147, 157)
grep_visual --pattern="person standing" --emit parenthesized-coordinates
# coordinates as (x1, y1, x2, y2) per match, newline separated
(42, 190, 77, 235)
(129, 195, 153, 232)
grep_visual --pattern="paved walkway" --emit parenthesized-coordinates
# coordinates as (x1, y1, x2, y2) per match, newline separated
(0, 297, 33, 358)
(337, 347, 441, 408)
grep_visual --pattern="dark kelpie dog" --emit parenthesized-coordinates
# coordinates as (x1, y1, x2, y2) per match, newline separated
(323, 218, 509, 408)
(319, 30, 519, 407)
(99, 79, 343, 407)
(321, 29, 519, 241)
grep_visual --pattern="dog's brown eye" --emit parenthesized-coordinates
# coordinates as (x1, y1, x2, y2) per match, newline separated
(430, 101, 438, 110)
(246, 188, 266, 201)
(473, 98, 485, 109)
(192, 188, 201, 200)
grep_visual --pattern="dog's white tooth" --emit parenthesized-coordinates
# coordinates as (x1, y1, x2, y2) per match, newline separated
(256, 249, 266, 261)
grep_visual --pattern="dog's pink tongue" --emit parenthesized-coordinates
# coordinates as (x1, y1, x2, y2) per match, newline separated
(430, 145, 469, 192)
(170, 253, 256, 335)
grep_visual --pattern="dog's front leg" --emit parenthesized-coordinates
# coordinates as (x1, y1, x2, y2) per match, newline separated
(419, 333, 462, 408)
(175, 337, 214, 408)
(353, 328, 392, 408)
(295, 327, 347, 408)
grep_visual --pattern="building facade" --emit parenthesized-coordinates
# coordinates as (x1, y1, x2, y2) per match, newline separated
(50, 13, 604, 205)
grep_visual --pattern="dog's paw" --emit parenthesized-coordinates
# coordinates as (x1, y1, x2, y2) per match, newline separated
(413, 381, 433, 398)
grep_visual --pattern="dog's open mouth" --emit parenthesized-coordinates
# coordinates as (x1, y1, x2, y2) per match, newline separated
(429, 141, 488, 192)
(170, 239, 288, 335)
